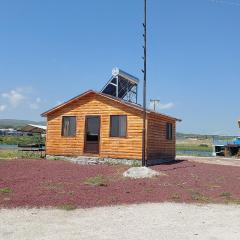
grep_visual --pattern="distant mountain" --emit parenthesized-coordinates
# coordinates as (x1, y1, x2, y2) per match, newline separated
(0, 119, 236, 138)
(177, 132, 237, 140)
(0, 119, 46, 129)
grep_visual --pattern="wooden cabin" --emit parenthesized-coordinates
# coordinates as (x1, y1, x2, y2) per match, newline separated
(41, 90, 180, 163)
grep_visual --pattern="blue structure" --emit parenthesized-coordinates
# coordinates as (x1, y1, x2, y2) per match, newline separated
(212, 119, 240, 157)
(233, 137, 240, 145)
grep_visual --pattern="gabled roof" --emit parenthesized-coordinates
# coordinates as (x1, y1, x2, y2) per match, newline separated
(41, 90, 181, 121)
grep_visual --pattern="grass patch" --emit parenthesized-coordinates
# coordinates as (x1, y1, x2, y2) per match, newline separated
(58, 204, 77, 211)
(84, 175, 108, 187)
(144, 187, 154, 193)
(131, 161, 141, 167)
(176, 144, 212, 152)
(0, 150, 19, 159)
(219, 192, 240, 205)
(225, 198, 240, 205)
(190, 191, 210, 203)
(230, 199, 240, 205)
(0, 187, 13, 194)
(220, 192, 232, 199)
(42, 182, 65, 190)
(0, 135, 45, 145)
(0, 150, 43, 159)
(170, 193, 181, 201)
(207, 184, 221, 190)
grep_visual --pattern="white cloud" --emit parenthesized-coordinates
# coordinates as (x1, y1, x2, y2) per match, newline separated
(29, 97, 42, 110)
(29, 103, 39, 110)
(0, 104, 6, 112)
(149, 101, 175, 111)
(158, 102, 175, 110)
(1, 89, 25, 107)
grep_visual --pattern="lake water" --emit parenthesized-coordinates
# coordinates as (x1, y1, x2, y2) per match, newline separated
(177, 150, 213, 157)
(0, 144, 18, 150)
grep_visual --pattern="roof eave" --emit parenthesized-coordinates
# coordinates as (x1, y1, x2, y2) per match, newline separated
(41, 90, 181, 123)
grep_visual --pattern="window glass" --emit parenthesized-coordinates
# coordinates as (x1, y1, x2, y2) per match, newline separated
(166, 123, 173, 140)
(110, 115, 127, 137)
(62, 116, 76, 137)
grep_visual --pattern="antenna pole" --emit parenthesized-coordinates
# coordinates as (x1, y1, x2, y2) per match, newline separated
(150, 99, 160, 111)
(142, 0, 147, 167)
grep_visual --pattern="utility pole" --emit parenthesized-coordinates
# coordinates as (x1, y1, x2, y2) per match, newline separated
(142, 0, 147, 167)
(150, 99, 160, 111)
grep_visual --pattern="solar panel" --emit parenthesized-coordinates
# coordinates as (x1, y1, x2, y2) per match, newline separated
(101, 68, 139, 103)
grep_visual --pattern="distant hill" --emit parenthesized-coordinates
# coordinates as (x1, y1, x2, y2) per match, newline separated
(177, 132, 237, 140)
(0, 119, 46, 129)
(0, 119, 236, 139)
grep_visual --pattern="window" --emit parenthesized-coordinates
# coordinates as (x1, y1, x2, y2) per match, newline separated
(110, 115, 127, 137)
(166, 123, 173, 140)
(61, 116, 76, 137)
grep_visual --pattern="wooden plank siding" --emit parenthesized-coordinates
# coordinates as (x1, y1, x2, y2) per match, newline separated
(147, 113, 176, 160)
(45, 91, 177, 161)
(46, 93, 144, 160)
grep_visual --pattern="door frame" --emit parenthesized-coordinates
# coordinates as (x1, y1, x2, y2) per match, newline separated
(84, 115, 101, 155)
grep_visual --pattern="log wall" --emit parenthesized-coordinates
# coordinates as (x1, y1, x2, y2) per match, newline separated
(45, 92, 177, 161)
(46, 93, 143, 160)
(147, 113, 176, 160)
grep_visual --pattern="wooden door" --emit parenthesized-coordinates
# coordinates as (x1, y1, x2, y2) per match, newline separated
(84, 116, 100, 154)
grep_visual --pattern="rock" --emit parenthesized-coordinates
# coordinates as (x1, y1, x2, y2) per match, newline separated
(123, 167, 162, 179)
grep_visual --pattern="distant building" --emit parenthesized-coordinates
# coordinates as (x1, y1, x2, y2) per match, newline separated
(0, 128, 27, 136)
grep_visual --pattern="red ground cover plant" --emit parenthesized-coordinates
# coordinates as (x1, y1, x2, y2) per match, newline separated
(0, 159, 240, 208)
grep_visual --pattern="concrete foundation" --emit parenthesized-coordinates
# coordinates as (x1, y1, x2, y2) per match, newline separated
(46, 155, 174, 166)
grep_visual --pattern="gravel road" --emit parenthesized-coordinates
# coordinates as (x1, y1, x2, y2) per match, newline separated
(177, 156, 240, 167)
(1, 203, 240, 240)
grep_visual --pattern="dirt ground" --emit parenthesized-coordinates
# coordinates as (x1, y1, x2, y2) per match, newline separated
(1, 203, 240, 240)
(177, 155, 240, 167)
(0, 159, 240, 208)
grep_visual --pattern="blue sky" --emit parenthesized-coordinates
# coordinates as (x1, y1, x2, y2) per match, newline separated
(0, 0, 240, 135)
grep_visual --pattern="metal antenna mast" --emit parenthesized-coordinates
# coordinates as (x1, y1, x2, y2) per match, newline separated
(142, 0, 147, 167)
(150, 99, 160, 111)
